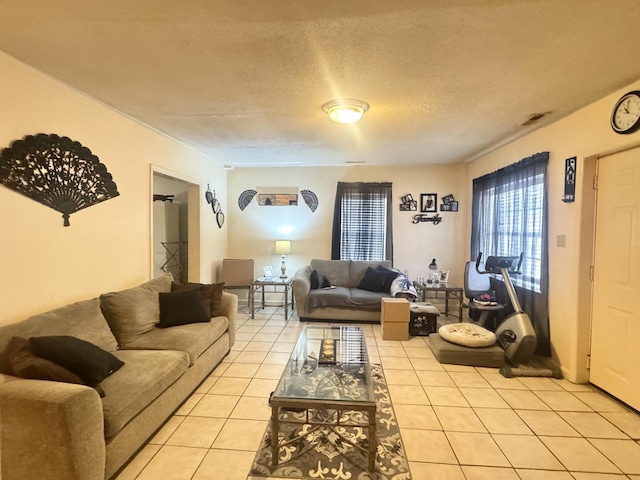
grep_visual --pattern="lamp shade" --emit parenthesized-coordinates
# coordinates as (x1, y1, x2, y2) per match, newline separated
(275, 240, 291, 255)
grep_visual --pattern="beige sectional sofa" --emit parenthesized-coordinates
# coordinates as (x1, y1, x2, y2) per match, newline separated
(293, 259, 396, 322)
(0, 273, 237, 480)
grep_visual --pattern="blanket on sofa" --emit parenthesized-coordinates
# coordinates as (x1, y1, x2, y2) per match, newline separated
(306, 287, 386, 310)
(390, 273, 418, 299)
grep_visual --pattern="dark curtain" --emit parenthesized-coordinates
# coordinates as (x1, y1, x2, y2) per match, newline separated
(331, 182, 393, 262)
(471, 152, 551, 356)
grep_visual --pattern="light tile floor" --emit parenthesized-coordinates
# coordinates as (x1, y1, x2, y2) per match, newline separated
(116, 303, 640, 480)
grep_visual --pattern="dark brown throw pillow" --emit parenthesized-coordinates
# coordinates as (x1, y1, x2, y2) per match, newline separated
(30, 335, 124, 386)
(1, 337, 105, 397)
(171, 281, 226, 317)
(158, 286, 211, 328)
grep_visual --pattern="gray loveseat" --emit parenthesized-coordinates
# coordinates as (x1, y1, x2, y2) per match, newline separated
(293, 259, 400, 322)
(0, 273, 237, 480)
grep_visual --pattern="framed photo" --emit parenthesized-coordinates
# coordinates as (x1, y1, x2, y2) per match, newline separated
(450, 201, 459, 212)
(262, 266, 274, 277)
(442, 194, 455, 205)
(258, 194, 298, 206)
(399, 200, 417, 211)
(439, 270, 449, 283)
(401, 194, 414, 204)
(420, 193, 437, 213)
(440, 203, 451, 212)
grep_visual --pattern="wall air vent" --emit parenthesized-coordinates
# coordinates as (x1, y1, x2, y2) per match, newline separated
(519, 112, 551, 127)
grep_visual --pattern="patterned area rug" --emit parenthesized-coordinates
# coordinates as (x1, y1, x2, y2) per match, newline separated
(249, 365, 412, 480)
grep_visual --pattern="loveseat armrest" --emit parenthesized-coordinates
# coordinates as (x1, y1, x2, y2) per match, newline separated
(0, 378, 105, 480)
(219, 291, 238, 347)
(292, 266, 312, 317)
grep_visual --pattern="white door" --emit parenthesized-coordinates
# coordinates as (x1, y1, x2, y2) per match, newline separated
(590, 147, 640, 410)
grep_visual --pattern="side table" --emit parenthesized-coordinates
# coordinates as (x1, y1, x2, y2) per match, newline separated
(251, 278, 294, 320)
(413, 281, 464, 321)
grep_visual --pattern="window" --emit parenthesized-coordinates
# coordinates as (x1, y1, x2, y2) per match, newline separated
(471, 152, 548, 293)
(331, 182, 393, 261)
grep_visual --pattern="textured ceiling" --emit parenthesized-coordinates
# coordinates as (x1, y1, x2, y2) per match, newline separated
(1, 0, 640, 167)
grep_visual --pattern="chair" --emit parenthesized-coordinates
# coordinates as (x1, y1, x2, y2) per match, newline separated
(464, 261, 505, 330)
(222, 259, 254, 305)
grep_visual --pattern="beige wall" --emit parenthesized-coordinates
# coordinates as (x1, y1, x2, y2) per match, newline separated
(226, 164, 468, 285)
(0, 52, 227, 325)
(467, 78, 640, 382)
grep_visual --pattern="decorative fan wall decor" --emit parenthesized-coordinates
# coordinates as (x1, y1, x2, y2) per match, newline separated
(237, 189, 257, 211)
(300, 189, 318, 212)
(0, 133, 119, 226)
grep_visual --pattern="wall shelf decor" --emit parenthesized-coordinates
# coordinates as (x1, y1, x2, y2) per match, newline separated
(300, 189, 318, 212)
(237, 189, 257, 210)
(440, 193, 458, 212)
(400, 193, 417, 211)
(0, 133, 119, 226)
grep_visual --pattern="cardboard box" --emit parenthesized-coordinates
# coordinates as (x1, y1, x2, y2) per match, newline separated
(381, 321, 409, 341)
(381, 297, 409, 341)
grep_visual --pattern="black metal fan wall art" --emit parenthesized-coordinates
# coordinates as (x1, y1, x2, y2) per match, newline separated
(0, 133, 120, 226)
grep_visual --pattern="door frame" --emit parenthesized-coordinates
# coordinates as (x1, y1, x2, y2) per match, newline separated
(150, 165, 201, 282)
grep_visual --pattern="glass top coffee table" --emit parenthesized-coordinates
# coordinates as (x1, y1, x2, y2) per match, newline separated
(269, 325, 376, 472)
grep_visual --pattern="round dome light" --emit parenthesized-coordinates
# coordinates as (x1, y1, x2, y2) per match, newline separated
(322, 99, 369, 124)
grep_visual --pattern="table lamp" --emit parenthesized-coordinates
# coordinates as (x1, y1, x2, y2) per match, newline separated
(275, 240, 291, 278)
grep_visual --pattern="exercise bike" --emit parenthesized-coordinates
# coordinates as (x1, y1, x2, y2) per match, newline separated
(476, 253, 562, 379)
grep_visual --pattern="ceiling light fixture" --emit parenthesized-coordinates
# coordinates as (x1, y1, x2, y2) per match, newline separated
(322, 99, 369, 124)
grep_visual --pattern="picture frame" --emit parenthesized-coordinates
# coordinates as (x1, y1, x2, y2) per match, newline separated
(442, 194, 455, 205)
(258, 193, 298, 206)
(420, 193, 437, 213)
(401, 194, 414, 204)
(439, 270, 449, 283)
(399, 200, 417, 211)
(262, 266, 274, 277)
(450, 201, 459, 212)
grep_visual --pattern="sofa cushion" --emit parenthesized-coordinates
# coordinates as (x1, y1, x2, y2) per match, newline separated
(30, 335, 124, 385)
(358, 267, 390, 293)
(100, 349, 189, 438)
(118, 318, 229, 366)
(349, 288, 387, 309)
(0, 298, 118, 353)
(310, 259, 351, 287)
(171, 281, 226, 317)
(158, 287, 211, 328)
(100, 273, 173, 347)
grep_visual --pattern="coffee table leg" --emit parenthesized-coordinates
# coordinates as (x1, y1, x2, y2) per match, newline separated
(368, 408, 376, 472)
(271, 403, 279, 466)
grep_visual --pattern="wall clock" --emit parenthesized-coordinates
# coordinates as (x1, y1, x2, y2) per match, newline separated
(610, 90, 640, 134)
